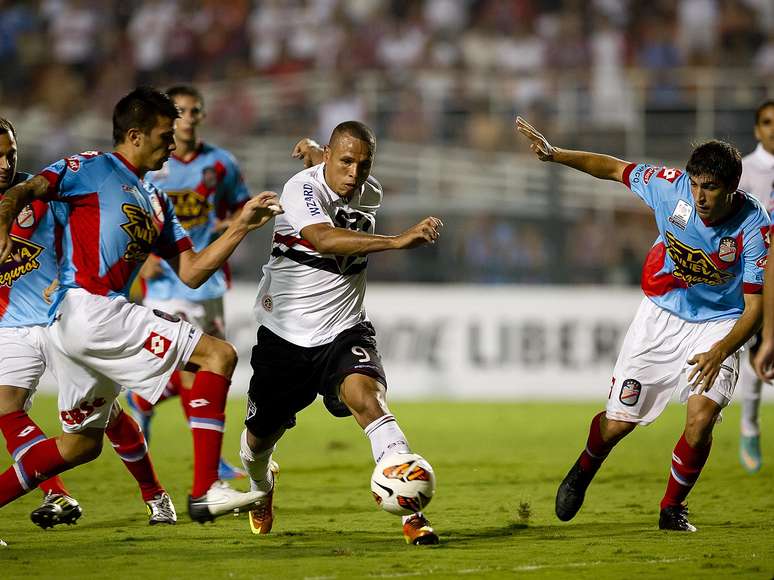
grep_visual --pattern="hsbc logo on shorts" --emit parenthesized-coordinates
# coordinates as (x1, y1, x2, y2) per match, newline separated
(144, 332, 171, 358)
(657, 167, 682, 183)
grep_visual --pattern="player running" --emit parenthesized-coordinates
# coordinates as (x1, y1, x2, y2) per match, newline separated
(126, 85, 249, 481)
(517, 116, 768, 532)
(0, 117, 176, 527)
(736, 99, 774, 473)
(239, 122, 444, 545)
(0, 88, 282, 523)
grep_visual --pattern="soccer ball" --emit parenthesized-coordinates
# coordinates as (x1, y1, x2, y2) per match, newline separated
(370, 452, 436, 515)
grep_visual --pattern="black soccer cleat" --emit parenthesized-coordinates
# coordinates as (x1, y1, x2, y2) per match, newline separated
(555, 459, 595, 521)
(658, 504, 697, 532)
(30, 493, 83, 529)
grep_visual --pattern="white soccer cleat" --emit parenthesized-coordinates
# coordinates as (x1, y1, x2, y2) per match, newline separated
(188, 480, 268, 523)
(146, 492, 177, 525)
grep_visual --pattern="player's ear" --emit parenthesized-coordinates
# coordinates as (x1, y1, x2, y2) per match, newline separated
(126, 127, 143, 147)
(323, 145, 331, 163)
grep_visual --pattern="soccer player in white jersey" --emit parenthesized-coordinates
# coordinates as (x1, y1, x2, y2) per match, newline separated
(128, 85, 250, 481)
(0, 87, 282, 523)
(517, 116, 769, 532)
(737, 99, 774, 473)
(239, 121, 444, 545)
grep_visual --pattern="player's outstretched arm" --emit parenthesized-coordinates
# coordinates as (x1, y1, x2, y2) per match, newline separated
(292, 138, 324, 168)
(301, 216, 443, 256)
(515, 116, 630, 183)
(168, 191, 283, 288)
(0, 175, 49, 263)
(689, 292, 763, 391)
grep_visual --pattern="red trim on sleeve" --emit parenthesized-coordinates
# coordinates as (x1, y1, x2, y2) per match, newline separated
(155, 236, 193, 260)
(743, 283, 763, 294)
(622, 163, 636, 188)
(273, 232, 316, 251)
(39, 169, 62, 198)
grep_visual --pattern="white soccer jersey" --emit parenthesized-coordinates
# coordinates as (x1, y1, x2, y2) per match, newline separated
(740, 143, 774, 212)
(254, 164, 382, 347)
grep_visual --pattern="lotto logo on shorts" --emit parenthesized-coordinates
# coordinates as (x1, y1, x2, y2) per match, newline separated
(144, 332, 171, 358)
(619, 379, 642, 406)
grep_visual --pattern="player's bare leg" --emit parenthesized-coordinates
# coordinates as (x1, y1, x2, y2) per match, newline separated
(0, 385, 83, 528)
(556, 412, 636, 521)
(658, 395, 720, 532)
(340, 374, 439, 545)
(183, 333, 266, 522)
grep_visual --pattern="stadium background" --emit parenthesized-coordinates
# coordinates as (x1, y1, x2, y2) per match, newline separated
(2, 0, 773, 398)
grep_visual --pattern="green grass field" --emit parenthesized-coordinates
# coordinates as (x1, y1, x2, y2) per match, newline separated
(1, 396, 772, 579)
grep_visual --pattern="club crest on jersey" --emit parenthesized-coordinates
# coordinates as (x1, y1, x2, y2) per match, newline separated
(65, 157, 81, 172)
(668, 200, 692, 230)
(619, 379, 641, 406)
(0, 235, 44, 287)
(718, 237, 737, 263)
(665, 231, 734, 287)
(261, 294, 273, 312)
(16, 205, 35, 228)
(166, 189, 212, 229)
(120, 203, 157, 262)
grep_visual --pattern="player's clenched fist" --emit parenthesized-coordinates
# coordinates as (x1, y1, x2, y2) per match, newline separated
(237, 191, 283, 231)
(395, 216, 443, 249)
(515, 116, 556, 161)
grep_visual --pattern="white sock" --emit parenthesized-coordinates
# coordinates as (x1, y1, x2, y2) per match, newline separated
(402, 511, 423, 525)
(239, 429, 274, 493)
(364, 414, 411, 463)
(739, 359, 762, 437)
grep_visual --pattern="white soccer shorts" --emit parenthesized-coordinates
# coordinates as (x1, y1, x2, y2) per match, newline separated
(606, 297, 740, 425)
(46, 289, 202, 432)
(0, 325, 49, 411)
(143, 296, 225, 339)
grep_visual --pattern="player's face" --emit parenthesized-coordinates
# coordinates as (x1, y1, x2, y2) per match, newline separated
(172, 94, 205, 143)
(139, 115, 177, 172)
(0, 131, 18, 192)
(689, 173, 735, 222)
(754, 105, 774, 156)
(323, 134, 373, 198)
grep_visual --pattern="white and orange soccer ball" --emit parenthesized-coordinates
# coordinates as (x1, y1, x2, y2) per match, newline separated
(370, 452, 436, 515)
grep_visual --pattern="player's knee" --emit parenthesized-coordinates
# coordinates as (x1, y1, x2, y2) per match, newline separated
(59, 432, 104, 466)
(684, 409, 718, 445)
(340, 375, 387, 418)
(194, 335, 238, 377)
(0, 386, 30, 416)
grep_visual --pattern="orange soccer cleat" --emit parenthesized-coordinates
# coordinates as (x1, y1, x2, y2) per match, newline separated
(248, 461, 279, 535)
(402, 513, 439, 545)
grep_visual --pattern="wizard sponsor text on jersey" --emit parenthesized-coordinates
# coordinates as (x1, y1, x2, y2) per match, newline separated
(303, 184, 321, 216)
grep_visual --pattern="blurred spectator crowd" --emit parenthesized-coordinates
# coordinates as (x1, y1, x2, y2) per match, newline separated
(1, 0, 772, 141)
(1, 0, 771, 286)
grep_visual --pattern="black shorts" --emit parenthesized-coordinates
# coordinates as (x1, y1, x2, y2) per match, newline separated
(245, 322, 388, 437)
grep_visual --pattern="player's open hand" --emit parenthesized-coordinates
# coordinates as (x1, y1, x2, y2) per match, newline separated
(237, 191, 283, 231)
(395, 217, 443, 249)
(753, 338, 774, 381)
(515, 116, 556, 161)
(687, 345, 728, 393)
(292, 138, 324, 168)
